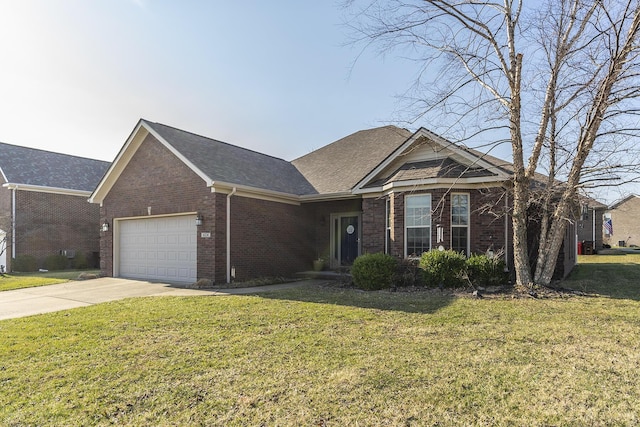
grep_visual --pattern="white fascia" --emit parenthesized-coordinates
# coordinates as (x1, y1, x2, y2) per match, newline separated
(299, 191, 358, 202)
(3, 183, 92, 197)
(353, 176, 507, 196)
(89, 119, 215, 205)
(210, 181, 301, 206)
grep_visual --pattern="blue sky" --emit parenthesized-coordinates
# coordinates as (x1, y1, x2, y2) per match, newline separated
(0, 1, 421, 162)
(0, 1, 634, 204)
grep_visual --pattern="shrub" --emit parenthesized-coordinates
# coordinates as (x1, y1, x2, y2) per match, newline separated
(72, 251, 89, 270)
(351, 253, 398, 290)
(419, 250, 467, 288)
(45, 254, 69, 271)
(466, 253, 508, 287)
(12, 255, 38, 272)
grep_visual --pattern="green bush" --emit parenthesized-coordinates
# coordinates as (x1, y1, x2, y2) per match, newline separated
(45, 254, 69, 271)
(466, 254, 508, 287)
(12, 255, 38, 272)
(419, 250, 467, 288)
(351, 253, 398, 290)
(72, 251, 89, 269)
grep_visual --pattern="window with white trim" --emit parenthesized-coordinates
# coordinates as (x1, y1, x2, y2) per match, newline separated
(451, 193, 469, 255)
(405, 194, 431, 257)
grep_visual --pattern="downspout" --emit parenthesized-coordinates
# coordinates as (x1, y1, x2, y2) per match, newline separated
(11, 187, 16, 263)
(226, 187, 237, 283)
(592, 208, 596, 247)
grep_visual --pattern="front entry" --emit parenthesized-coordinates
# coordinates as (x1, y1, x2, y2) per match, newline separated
(330, 213, 361, 268)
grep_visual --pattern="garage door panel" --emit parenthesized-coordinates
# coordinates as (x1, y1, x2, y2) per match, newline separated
(118, 215, 197, 283)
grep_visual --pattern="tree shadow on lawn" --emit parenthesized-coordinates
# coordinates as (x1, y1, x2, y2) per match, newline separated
(256, 283, 456, 315)
(563, 261, 640, 301)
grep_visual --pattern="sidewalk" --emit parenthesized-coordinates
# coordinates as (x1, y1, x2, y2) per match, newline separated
(0, 277, 322, 321)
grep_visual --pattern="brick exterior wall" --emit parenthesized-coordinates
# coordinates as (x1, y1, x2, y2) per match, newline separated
(362, 187, 509, 259)
(362, 197, 386, 254)
(11, 190, 100, 270)
(230, 197, 312, 281)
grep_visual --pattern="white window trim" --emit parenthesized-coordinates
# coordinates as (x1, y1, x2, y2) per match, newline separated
(404, 194, 432, 257)
(451, 192, 470, 255)
(385, 197, 391, 254)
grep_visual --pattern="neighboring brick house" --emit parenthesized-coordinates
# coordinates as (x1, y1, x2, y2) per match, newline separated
(0, 143, 110, 271)
(89, 119, 578, 284)
(603, 194, 640, 247)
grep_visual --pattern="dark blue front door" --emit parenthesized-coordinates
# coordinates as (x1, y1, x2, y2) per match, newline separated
(340, 216, 359, 265)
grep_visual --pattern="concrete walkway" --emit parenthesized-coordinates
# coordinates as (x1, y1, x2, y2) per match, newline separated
(0, 277, 321, 321)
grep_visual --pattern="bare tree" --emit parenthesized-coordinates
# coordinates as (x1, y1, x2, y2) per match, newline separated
(345, 0, 640, 287)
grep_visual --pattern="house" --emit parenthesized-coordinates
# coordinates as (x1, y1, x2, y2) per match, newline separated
(89, 119, 578, 285)
(603, 194, 640, 247)
(576, 195, 607, 254)
(0, 143, 110, 271)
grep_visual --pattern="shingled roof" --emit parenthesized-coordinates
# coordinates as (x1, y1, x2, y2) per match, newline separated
(0, 142, 110, 192)
(145, 121, 317, 196)
(292, 126, 412, 194)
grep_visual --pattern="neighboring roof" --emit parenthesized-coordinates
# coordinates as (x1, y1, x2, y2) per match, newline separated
(292, 126, 412, 194)
(609, 194, 640, 209)
(0, 142, 110, 192)
(145, 121, 317, 196)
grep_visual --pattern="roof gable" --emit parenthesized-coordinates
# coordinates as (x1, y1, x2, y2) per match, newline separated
(90, 120, 317, 204)
(0, 142, 110, 192)
(355, 128, 511, 193)
(292, 126, 412, 194)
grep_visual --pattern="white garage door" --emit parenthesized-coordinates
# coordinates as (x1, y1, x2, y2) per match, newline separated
(118, 215, 197, 283)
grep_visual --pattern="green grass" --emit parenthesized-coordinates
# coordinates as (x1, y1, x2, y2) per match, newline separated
(0, 269, 100, 292)
(566, 254, 640, 299)
(2, 256, 640, 425)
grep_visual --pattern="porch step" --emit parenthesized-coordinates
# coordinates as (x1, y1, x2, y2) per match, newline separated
(295, 270, 351, 281)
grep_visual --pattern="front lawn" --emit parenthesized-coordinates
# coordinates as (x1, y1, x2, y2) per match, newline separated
(567, 254, 640, 298)
(1, 258, 639, 425)
(0, 270, 101, 292)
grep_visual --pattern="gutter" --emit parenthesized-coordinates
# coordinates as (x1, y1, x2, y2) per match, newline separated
(3, 182, 91, 197)
(592, 208, 596, 245)
(226, 187, 237, 283)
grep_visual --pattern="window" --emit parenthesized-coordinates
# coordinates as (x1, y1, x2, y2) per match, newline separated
(451, 193, 469, 255)
(405, 194, 431, 256)
(385, 198, 391, 254)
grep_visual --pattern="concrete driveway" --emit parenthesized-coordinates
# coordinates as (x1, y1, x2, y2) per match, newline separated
(0, 277, 318, 321)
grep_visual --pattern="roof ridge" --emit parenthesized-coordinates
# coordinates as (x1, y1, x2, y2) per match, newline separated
(146, 120, 291, 164)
